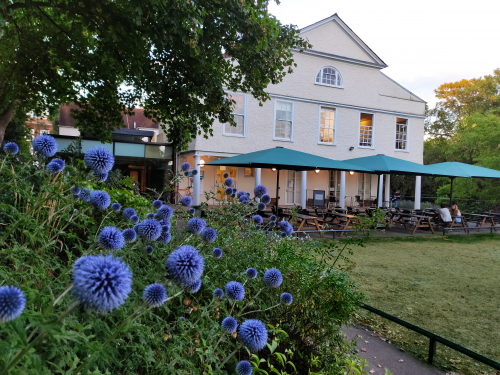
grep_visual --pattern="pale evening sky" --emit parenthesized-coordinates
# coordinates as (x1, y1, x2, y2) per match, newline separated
(268, 0, 500, 107)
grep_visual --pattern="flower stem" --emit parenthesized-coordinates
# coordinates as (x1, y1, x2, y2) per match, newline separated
(240, 303, 281, 317)
(53, 284, 73, 306)
(217, 344, 243, 370)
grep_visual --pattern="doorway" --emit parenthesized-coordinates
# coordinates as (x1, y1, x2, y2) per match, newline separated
(285, 170, 301, 205)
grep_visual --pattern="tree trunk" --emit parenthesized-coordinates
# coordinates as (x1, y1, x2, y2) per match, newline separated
(0, 101, 17, 145)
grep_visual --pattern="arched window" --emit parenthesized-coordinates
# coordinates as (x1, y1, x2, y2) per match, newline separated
(315, 66, 343, 88)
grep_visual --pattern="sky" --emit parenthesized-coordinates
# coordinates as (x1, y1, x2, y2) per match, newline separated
(268, 0, 500, 107)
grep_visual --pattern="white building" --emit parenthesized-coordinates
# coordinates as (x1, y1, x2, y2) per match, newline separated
(178, 14, 426, 208)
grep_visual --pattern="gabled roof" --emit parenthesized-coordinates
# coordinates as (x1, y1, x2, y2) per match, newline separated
(300, 14, 387, 68)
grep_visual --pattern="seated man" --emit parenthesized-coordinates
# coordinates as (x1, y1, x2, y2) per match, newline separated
(435, 203, 452, 223)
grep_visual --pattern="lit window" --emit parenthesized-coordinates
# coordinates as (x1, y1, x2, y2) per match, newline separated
(315, 66, 343, 88)
(359, 113, 373, 147)
(319, 108, 335, 144)
(274, 100, 293, 140)
(224, 93, 245, 136)
(395, 118, 408, 151)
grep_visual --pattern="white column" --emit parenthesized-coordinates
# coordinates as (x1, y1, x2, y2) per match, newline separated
(414, 176, 421, 210)
(255, 168, 261, 187)
(339, 171, 346, 209)
(193, 153, 201, 207)
(384, 174, 391, 207)
(301, 170, 307, 209)
(377, 175, 383, 207)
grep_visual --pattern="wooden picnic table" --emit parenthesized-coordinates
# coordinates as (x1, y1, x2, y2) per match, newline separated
(387, 212, 435, 234)
(322, 211, 360, 236)
(462, 213, 496, 230)
(296, 214, 321, 231)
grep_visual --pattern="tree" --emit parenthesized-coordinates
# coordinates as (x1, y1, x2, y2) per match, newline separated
(0, 0, 309, 148)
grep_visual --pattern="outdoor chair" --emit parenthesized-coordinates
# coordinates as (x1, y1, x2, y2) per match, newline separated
(354, 195, 362, 207)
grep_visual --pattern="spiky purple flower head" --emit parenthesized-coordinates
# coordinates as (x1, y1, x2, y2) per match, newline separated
(147, 213, 155, 219)
(111, 203, 121, 212)
(261, 194, 271, 204)
(223, 172, 229, 178)
(254, 185, 267, 198)
(32, 134, 57, 157)
(72, 255, 132, 313)
(161, 219, 171, 232)
(212, 248, 223, 258)
(221, 317, 238, 334)
(280, 232, 287, 238)
(246, 268, 257, 279)
(122, 208, 136, 220)
(225, 187, 233, 195)
(158, 231, 172, 244)
(136, 219, 162, 241)
(180, 196, 192, 207)
(166, 245, 204, 285)
(224, 177, 234, 187)
(264, 268, 283, 288)
(239, 195, 250, 204)
(225, 281, 245, 301)
(236, 360, 253, 375)
(0, 286, 26, 323)
(270, 215, 277, 222)
(90, 190, 111, 210)
(191, 169, 198, 175)
(143, 283, 167, 307)
(237, 191, 246, 199)
(279, 221, 294, 236)
(3, 142, 19, 155)
(188, 208, 196, 215)
(181, 162, 191, 172)
(46, 158, 65, 173)
(183, 171, 189, 176)
(280, 292, 293, 305)
(214, 288, 224, 298)
(183, 279, 201, 293)
(98, 226, 125, 251)
(255, 225, 261, 230)
(92, 171, 108, 182)
(253, 215, 263, 224)
(257, 203, 266, 211)
(70, 185, 81, 195)
(152, 200, 163, 209)
(157, 204, 173, 220)
(130, 215, 140, 224)
(84, 146, 114, 173)
(179, 317, 186, 321)
(145, 245, 154, 255)
(122, 228, 137, 243)
(201, 227, 217, 243)
(78, 188, 91, 202)
(187, 217, 206, 235)
(238, 319, 268, 352)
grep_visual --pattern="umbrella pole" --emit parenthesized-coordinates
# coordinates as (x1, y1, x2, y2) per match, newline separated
(449, 177, 454, 206)
(275, 169, 280, 216)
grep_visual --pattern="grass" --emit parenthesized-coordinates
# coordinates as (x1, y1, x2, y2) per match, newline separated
(337, 234, 500, 375)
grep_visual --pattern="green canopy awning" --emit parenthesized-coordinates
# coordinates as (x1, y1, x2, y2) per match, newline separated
(424, 162, 500, 178)
(342, 154, 431, 176)
(204, 147, 374, 172)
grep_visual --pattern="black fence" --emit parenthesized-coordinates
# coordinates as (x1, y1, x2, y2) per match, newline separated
(360, 304, 500, 371)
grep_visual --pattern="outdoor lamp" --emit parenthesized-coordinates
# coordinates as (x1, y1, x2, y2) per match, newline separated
(200, 159, 205, 167)
(315, 169, 320, 174)
(349, 146, 354, 151)
(349, 171, 354, 175)
(272, 168, 277, 172)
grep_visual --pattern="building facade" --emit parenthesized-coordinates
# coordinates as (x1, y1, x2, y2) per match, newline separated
(179, 14, 426, 207)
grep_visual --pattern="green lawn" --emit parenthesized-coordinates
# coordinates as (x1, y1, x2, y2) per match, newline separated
(341, 234, 500, 375)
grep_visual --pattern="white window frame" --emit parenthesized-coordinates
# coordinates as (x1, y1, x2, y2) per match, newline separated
(394, 117, 410, 152)
(317, 106, 337, 145)
(358, 112, 375, 149)
(223, 93, 247, 138)
(273, 99, 294, 142)
(314, 66, 344, 88)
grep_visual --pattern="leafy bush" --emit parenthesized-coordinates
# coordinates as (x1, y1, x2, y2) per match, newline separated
(0, 139, 366, 374)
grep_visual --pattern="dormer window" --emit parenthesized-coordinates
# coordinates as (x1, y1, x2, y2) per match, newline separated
(315, 66, 343, 88)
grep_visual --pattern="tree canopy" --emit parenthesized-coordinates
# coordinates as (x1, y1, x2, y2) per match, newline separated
(0, 0, 309, 148)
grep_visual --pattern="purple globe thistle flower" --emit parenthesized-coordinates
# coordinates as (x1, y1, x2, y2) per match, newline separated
(223, 172, 229, 178)
(236, 360, 253, 375)
(3, 142, 19, 155)
(254, 185, 267, 198)
(130, 215, 140, 224)
(255, 225, 261, 230)
(161, 225, 170, 233)
(32, 134, 57, 157)
(279, 221, 294, 236)
(180, 196, 192, 207)
(183, 171, 189, 176)
(269, 221, 276, 228)
(183, 279, 201, 293)
(156, 204, 173, 220)
(158, 231, 172, 244)
(98, 226, 125, 251)
(90, 190, 111, 210)
(280, 232, 287, 238)
(122, 228, 137, 243)
(280, 292, 293, 305)
(46, 158, 65, 173)
(72, 255, 132, 313)
(212, 248, 223, 258)
(160, 219, 171, 231)
(187, 217, 206, 235)
(224, 177, 234, 187)
(122, 208, 136, 220)
(213, 288, 224, 298)
(257, 203, 266, 211)
(191, 169, 198, 175)
(238, 319, 268, 352)
(92, 171, 108, 182)
(70, 185, 81, 195)
(239, 195, 250, 204)
(270, 215, 277, 222)
(261, 194, 271, 204)
(246, 192, 251, 197)
(143, 283, 167, 307)
(225, 281, 245, 301)
(253, 215, 263, 224)
(237, 191, 246, 199)
(265, 230, 271, 235)
(145, 245, 154, 255)
(201, 227, 217, 243)
(147, 213, 155, 219)
(264, 268, 283, 288)
(136, 219, 162, 241)
(78, 188, 91, 202)
(111, 203, 121, 212)
(84, 146, 114, 173)
(166, 245, 204, 285)
(152, 200, 163, 209)
(179, 317, 186, 321)
(181, 162, 191, 172)
(225, 187, 233, 195)
(231, 193, 236, 198)
(246, 268, 257, 279)
(0, 286, 26, 323)
(188, 208, 196, 215)
(221, 317, 238, 334)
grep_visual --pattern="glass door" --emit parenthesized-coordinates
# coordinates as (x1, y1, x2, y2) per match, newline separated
(216, 166, 236, 201)
(286, 170, 301, 205)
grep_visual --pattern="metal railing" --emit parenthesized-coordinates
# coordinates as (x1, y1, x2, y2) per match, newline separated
(360, 304, 500, 370)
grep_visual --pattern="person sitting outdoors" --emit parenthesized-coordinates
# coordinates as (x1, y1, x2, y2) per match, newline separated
(435, 203, 452, 223)
(449, 204, 462, 223)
